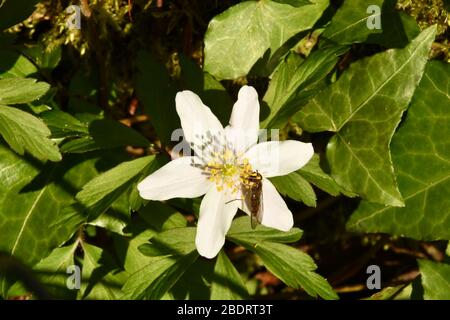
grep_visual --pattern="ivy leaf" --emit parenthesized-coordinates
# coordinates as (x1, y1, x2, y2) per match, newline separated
(0, 145, 99, 296)
(210, 251, 249, 300)
(262, 46, 347, 129)
(322, 0, 419, 48)
(8, 241, 79, 299)
(418, 260, 450, 300)
(204, 0, 329, 79)
(294, 26, 436, 206)
(0, 78, 50, 105)
(76, 155, 156, 218)
(347, 61, 450, 240)
(270, 172, 317, 207)
(0, 105, 62, 162)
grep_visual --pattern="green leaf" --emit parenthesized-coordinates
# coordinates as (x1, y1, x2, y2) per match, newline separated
(227, 216, 303, 244)
(418, 260, 450, 300)
(41, 110, 89, 139)
(76, 155, 156, 218)
(347, 61, 450, 240)
(0, 105, 61, 161)
(60, 118, 149, 153)
(0, 0, 40, 31)
(79, 243, 125, 300)
(298, 154, 341, 196)
(211, 251, 249, 300)
(0, 78, 50, 105)
(121, 227, 198, 299)
(8, 241, 79, 299)
(204, 0, 329, 79)
(0, 50, 38, 78)
(322, 0, 420, 47)
(270, 172, 317, 207)
(138, 227, 198, 257)
(135, 51, 179, 145)
(0, 146, 99, 296)
(261, 46, 347, 129)
(237, 240, 338, 300)
(294, 26, 436, 206)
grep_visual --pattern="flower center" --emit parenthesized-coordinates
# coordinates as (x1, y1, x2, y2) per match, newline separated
(190, 131, 257, 193)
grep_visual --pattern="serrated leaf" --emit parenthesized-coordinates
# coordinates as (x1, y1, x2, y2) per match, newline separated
(347, 61, 450, 240)
(294, 26, 436, 206)
(121, 227, 198, 299)
(76, 155, 156, 218)
(270, 172, 317, 207)
(262, 46, 347, 129)
(298, 154, 341, 196)
(41, 110, 88, 139)
(236, 240, 338, 300)
(79, 243, 125, 300)
(60, 119, 149, 153)
(138, 227, 197, 257)
(204, 0, 329, 79)
(211, 251, 249, 300)
(418, 260, 450, 300)
(0, 105, 61, 161)
(227, 216, 303, 244)
(0, 50, 38, 78)
(0, 78, 50, 105)
(8, 241, 79, 299)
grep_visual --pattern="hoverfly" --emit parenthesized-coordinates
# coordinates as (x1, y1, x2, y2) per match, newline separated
(242, 171, 264, 229)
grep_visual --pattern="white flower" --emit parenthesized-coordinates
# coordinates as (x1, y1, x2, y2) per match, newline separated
(137, 86, 314, 259)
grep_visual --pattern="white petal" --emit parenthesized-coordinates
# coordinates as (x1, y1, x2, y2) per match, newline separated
(137, 156, 211, 201)
(245, 140, 314, 178)
(260, 178, 293, 231)
(175, 91, 224, 155)
(227, 86, 260, 152)
(195, 188, 239, 259)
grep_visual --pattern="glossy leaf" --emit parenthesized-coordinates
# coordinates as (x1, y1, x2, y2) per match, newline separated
(418, 260, 450, 300)
(204, 0, 329, 79)
(294, 26, 436, 206)
(347, 61, 450, 240)
(322, 0, 420, 48)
